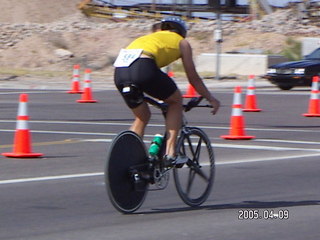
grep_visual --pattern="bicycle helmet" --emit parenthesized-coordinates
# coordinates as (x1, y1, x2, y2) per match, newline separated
(161, 16, 188, 38)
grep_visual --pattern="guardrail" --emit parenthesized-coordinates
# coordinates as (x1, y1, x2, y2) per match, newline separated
(77, 0, 249, 21)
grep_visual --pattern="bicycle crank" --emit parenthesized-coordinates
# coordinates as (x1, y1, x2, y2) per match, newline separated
(153, 167, 170, 190)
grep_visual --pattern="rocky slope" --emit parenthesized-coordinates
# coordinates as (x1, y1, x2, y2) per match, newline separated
(0, 1, 319, 74)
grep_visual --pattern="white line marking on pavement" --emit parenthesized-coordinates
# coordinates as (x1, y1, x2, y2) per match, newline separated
(80, 138, 320, 152)
(1, 120, 320, 133)
(212, 143, 320, 152)
(0, 173, 103, 185)
(1, 152, 318, 185)
(0, 91, 65, 95)
(0, 129, 119, 136)
(217, 152, 320, 165)
(255, 139, 320, 145)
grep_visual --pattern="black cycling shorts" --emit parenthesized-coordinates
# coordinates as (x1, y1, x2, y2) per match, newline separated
(114, 58, 177, 108)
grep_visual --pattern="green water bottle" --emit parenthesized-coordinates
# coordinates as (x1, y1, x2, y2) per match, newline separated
(148, 134, 163, 157)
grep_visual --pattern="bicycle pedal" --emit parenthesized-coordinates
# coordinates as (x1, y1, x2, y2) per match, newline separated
(174, 156, 189, 167)
(163, 156, 175, 167)
(175, 163, 184, 168)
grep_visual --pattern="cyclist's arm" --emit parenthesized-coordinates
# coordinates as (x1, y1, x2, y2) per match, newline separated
(179, 39, 220, 114)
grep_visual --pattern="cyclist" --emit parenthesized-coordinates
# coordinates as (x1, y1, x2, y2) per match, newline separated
(113, 16, 220, 164)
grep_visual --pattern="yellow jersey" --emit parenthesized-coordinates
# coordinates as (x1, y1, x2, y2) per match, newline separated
(126, 31, 183, 68)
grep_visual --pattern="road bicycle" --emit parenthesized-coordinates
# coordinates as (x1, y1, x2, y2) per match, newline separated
(105, 95, 215, 214)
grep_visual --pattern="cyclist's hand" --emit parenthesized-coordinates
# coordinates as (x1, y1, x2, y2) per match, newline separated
(209, 97, 220, 115)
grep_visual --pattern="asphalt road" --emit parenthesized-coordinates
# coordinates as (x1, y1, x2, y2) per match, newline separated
(0, 85, 320, 240)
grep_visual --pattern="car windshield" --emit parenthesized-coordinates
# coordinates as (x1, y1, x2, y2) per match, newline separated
(305, 48, 320, 60)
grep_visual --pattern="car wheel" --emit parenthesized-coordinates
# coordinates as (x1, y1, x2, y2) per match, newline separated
(278, 85, 293, 90)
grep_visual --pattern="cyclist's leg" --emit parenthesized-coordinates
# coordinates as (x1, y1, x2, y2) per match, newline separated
(130, 101, 151, 137)
(114, 59, 153, 137)
(139, 63, 181, 158)
(163, 89, 183, 157)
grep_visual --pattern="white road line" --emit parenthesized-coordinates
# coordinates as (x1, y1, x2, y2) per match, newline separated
(0, 129, 118, 136)
(0, 89, 107, 95)
(0, 130, 158, 139)
(2, 129, 320, 150)
(81, 138, 320, 152)
(1, 152, 318, 185)
(1, 119, 320, 134)
(0, 173, 103, 185)
(0, 91, 65, 95)
(217, 152, 320, 165)
(212, 143, 320, 152)
(0, 120, 134, 126)
(255, 139, 320, 145)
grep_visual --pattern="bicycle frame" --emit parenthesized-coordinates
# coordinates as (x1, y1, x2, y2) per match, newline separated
(105, 95, 215, 213)
(143, 95, 208, 162)
(142, 96, 212, 188)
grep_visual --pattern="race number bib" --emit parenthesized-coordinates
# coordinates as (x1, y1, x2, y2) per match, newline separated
(113, 49, 143, 67)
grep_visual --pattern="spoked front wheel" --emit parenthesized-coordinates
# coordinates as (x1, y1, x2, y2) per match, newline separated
(173, 127, 215, 207)
(105, 131, 148, 214)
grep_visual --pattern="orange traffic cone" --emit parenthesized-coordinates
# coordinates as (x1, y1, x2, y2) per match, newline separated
(2, 94, 43, 158)
(303, 76, 320, 117)
(221, 86, 255, 140)
(243, 75, 262, 112)
(77, 69, 98, 103)
(67, 64, 83, 94)
(167, 70, 175, 78)
(183, 84, 200, 98)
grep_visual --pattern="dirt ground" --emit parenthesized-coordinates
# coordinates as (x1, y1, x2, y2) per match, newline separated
(0, 0, 304, 77)
(0, 0, 82, 23)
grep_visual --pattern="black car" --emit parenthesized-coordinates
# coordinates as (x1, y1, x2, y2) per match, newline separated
(263, 47, 320, 90)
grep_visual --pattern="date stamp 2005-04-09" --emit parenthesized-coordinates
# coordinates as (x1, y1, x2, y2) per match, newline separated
(238, 209, 290, 220)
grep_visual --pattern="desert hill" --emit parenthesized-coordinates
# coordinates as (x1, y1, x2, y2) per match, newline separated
(0, 0, 319, 75)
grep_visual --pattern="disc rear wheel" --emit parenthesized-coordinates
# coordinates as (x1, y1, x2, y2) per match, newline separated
(105, 131, 148, 213)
